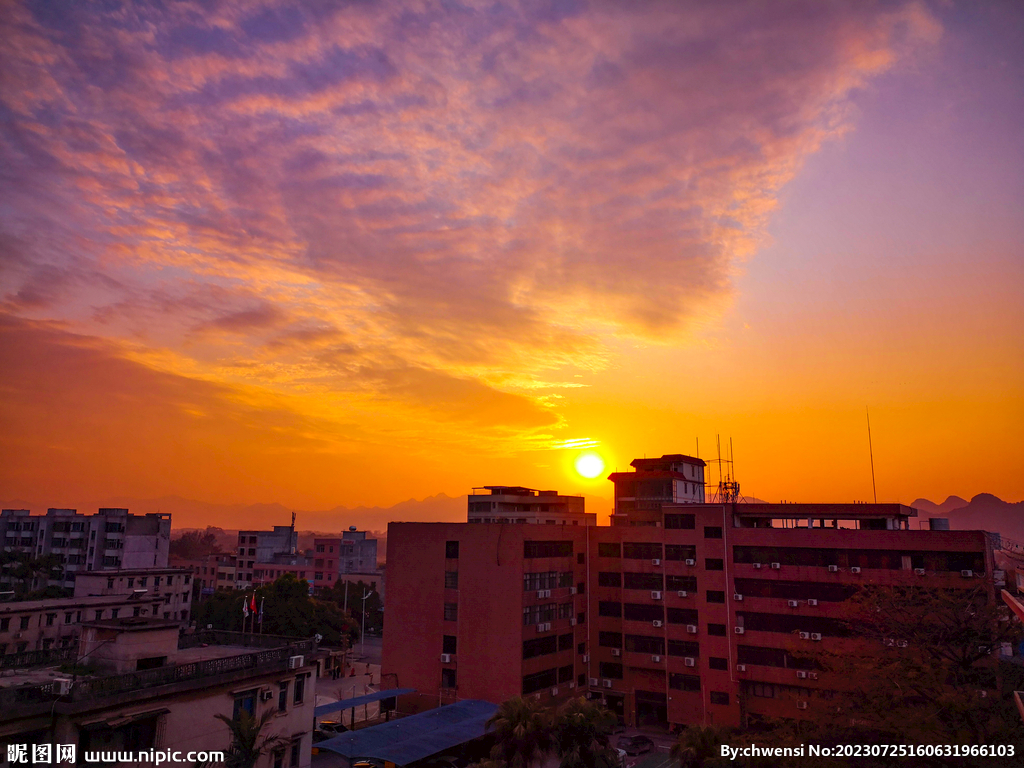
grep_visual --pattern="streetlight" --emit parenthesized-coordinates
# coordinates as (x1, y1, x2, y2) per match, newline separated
(360, 589, 375, 659)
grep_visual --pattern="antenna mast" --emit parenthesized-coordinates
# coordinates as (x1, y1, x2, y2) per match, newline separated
(866, 407, 877, 504)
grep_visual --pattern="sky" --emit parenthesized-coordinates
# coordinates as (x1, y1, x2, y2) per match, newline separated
(1, 0, 1021, 516)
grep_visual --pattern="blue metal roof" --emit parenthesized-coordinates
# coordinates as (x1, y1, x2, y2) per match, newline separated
(316, 699, 497, 766)
(315, 688, 416, 717)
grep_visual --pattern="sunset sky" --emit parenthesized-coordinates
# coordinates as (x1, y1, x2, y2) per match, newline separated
(1, 0, 1021, 516)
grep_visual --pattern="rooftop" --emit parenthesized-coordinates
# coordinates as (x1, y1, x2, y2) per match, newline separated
(471, 486, 579, 497)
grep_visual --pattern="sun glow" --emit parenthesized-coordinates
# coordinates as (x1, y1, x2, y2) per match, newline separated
(574, 451, 606, 479)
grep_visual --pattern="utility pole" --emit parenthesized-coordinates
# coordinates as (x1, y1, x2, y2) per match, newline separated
(360, 589, 375, 658)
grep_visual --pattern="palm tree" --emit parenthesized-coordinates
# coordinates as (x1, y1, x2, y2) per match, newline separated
(552, 697, 618, 768)
(487, 696, 553, 768)
(213, 709, 285, 768)
(670, 724, 727, 768)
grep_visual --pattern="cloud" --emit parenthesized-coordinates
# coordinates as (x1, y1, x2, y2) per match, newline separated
(0, 0, 941, 454)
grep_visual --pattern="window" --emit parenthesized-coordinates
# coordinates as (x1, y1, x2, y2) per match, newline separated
(598, 601, 622, 618)
(622, 542, 663, 560)
(597, 543, 621, 558)
(577, 611, 585, 625)
(599, 632, 623, 648)
(19, 616, 30, 630)
(623, 572, 663, 590)
(707, 590, 726, 604)
(707, 623, 727, 637)
(45, 614, 56, 626)
(523, 635, 558, 659)
(704, 526, 723, 539)
(558, 664, 573, 684)
(64, 613, 73, 624)
(127, 578, 134, 587)
(664, 514, 695, 529)
(111, 609, 119, 619)
(710, 691, 730, 705)
(666, 607, 699, 624)
(290, 741, 300, 768)
(524, 541, 573, 558)
(278, 683, 288, 712)
(598, 662, 623, 679)
(522, 668, 557, 694)
(669, 673, 701, 692)
(133, 606, 142, 617)
(597, 572, 621, 588)
(558, 633, 574, 651)
(577, 581, 585, 595)
(233, 690, 257, 720)
(623, 603, 663, 622)
(140, 577, 148, 587)
(444, 603, 458, 622)
(625, 634, 665, 655)
(294, 674, 305, 704)
(273, 751, 283, 768)
(709, 657, 728, 670)
(445, 541, 460, 559)
(577, 553, 585, 565)
(443, 635, 457, 654)
(750, 683, 776, 698)
(666, 575, 697, 592)
(154, 577, 161, 587)
(0, 618, 9, 632)
(705, 558, 724, 571)
(107, 578, 114, 588)
(578, 642, 586, 654)
(667, 639, 699, 657)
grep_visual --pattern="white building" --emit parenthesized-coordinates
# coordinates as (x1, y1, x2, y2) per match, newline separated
(467, 487, 595, 525)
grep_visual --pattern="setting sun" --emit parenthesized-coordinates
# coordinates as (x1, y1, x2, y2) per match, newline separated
(574, 452, 606, 479)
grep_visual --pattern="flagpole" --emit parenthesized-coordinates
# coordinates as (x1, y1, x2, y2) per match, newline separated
(259, 597, 264, 635)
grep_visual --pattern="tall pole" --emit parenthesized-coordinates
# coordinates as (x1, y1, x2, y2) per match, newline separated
(867, 407, 878, 504)
(360, 589, 374, 658)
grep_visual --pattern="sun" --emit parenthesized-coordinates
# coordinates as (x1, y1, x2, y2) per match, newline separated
(574, 451, 606, 479)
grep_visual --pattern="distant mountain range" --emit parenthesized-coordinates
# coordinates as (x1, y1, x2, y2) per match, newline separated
(910, 493, 1024, 545)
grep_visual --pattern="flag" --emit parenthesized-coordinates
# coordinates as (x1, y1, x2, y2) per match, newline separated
(250, 593, 257, 614)
(242, 595, 249, 618)
(258, 597, 264, 625)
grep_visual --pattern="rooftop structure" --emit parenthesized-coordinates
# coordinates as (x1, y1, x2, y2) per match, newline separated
(468, 486, 594, 526)
(608, 454, 707, 526)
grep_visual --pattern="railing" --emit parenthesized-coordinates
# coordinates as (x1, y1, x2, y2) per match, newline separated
(0, 645, 78, 670)
(178, 630, 308, 650)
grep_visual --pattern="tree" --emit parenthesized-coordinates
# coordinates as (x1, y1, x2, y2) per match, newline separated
(487, 696, 553, 768)
(788, 584, 1024, 766)
(552, 697, 618, 768)
(671, 725, 729, 768)
(323, 578, 383, 632)
(170, 529, 222, 559)
(213, 709, 284, 768)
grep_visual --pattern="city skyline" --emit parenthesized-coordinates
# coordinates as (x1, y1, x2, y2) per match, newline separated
(1, 1, 1022, 512)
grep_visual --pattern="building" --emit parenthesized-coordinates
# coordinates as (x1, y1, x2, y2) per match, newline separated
(383, 460, 996, 729)
(170, 552, 239, 595)
(0, 593, 164, 658)
(608, 454, 706, 526)
(314, 528, 379, 578)
(73, 568, 192, 624)
(250, 554, 314, 589)
(235, 525, 298, 587)
(0, 622, 324, 767)
(0, 508, 171, 590)
(468, 487, 594, 525)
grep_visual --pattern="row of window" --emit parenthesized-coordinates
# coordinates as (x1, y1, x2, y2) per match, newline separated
(522, 602, 576, 625)
(733, 546, 984, 572)
(0, 604, 184, 633)
(598, 601, 713, 620)
(522, 664, 575, 694)
(523, 571, 574, 591)
(522, 632, 575, 659)
(597, 572, 700, 590)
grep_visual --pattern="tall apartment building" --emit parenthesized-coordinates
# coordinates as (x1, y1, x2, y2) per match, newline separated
(468, 487, 595, 525)
(235, 525, 298, 587)
(0, 509, 171, 589)
(383, 459, 996, 728)
(312, 528, 378, 581)
(608, 454, 706, 526)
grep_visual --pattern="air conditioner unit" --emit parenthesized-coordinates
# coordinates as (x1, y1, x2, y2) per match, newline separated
(602, 679, 612, 688)
(611, 648, 621, 657)
(288, 655, 304, 669)
(896, 640, 908, 648)
(569, 618, 577, 626)
(796, 701, 808, 710)
(788, 600, 799, 608)
(733, 594, 743, 601)
(808, 672, 819, 680)
(736, 664, 747, 672)
(583, 654, 590, 662)
(734, 626, 745, 635)
(685, 559, 696, 566)
(676, 590, 688, 598)
(651, 655, 661, 663)
(570, 587, 577, 594)
(589, 678, 599, 686)
(568, 682, 575, 689)
(538, 589, 551, 598)
(807, 599, 818, 607)
(440, 653, 453, 663)
(652, 559, 661, 566)
(883, 638, 895, 647)
(551, 687, 558, 695)
(850, 567, 862, 574)
(810, 633, 822, 641)
(686, 624, 697, 634)
(53, 678, 72, 696)
(796, 671, 808, 679)
(771, 562, 781, 570)
(261, 689, 274, 702)
(752, 563, 762, 570)
(961, 570, 974, 578)
(914, 568, 926, 576)
(799, 632, 810, 640)
(651, 591, 662, 600)
(652, 620, 663, 628)
(827, 565, 838, 573)
(684, 657, 695, 667)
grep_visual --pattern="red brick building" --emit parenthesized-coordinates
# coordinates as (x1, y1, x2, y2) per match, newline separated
(383, 460, 996, 728)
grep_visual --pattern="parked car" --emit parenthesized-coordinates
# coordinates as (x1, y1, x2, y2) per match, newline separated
(615, 735, 655, 755)
(313, 721, 349, 742)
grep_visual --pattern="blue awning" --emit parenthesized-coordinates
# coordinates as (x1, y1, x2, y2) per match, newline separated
(315, 688, 416, 717)
(316, 699, 498, 766)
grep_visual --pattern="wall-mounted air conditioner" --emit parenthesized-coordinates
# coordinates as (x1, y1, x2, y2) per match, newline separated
(583, 654, 589, 662)
(810, 633, 822, 641)
(796, 671, 808, 679)
(684, 657, 695, 667)
(850, 567, 862, 574)
(651, 591, 662, 600)
(799, 632, 810, 640)
(788, 600, 799, 608)
(733, 594, 743, 601)
(261, 689, 274, 702)
(288, 655, 304, 669)
(961, 570, 974, 578)
(686, 625, 697, 634)
(651, 655, 661, 663)
(589, 678, 599, 686)
(551, 687, 559, 696)
(828, 565, 838, 573)
(797, 701, 808, 710)
(570, 587, 577, 594)
(771, 563, 781, 570)
(807, 599, 818, 606)
(736, 664, 746, 672)
(538, 589, 551, 598)
(677, 590, 688, 598)
(734, 627, 745, 635)
(809, 672, 819, 680)
(611, 648, 621, 657)
(440, 653, 453, 663)
(652, 559, 661, 566)
(685, 559, 696, 566)
(914, 568, 926, 576)
(602, 679, 612, 688)
(652, 620, 664, 628)
(569, 618, 577, 626)
(53, 678, 72, 696)
(752, 563, 762, 570)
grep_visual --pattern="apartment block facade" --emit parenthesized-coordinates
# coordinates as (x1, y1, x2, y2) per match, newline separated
(235, 526, 298, 587)
(383, 461, 995, 728)
(73, 568, 192, 624)
(468, 487, 595, 526)
(0, 509, 171, 589)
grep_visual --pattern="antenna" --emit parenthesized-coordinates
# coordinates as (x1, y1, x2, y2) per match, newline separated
(866, 407, 877, 504)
